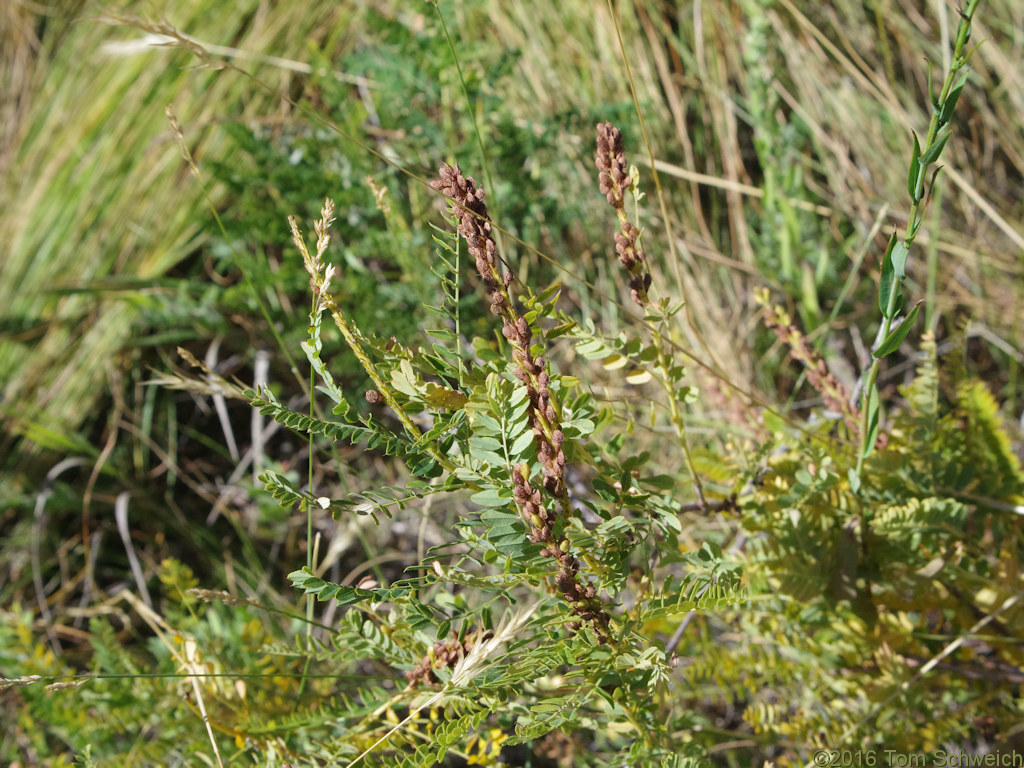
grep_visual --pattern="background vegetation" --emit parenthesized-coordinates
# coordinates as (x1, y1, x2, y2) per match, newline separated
(1, 0, 1022, 765)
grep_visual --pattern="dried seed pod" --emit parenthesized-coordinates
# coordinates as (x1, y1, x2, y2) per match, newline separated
(538, 442, 552, 463)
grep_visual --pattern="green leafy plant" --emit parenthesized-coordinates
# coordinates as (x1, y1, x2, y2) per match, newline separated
(734, 0, 1024, 755)
(249, 168, 742, 763)
(6, 1, 1023, 766)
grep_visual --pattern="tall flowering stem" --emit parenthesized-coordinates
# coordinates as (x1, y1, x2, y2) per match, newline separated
(595, 123, 706, 508)
(853, 0, 980, 482)
(431, 163, 611, 643)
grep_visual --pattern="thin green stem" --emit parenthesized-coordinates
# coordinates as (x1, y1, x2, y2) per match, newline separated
(652, 327, 705, 508)
(322, 302, 420, 441)
(298, 296, 317, 697)
(320, 298, 461, 480)
(926, 185, 943, 332)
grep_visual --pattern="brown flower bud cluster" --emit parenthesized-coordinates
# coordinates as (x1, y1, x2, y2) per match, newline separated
(551, 546, 610, 639)
(431, 163, 567, 503)
(521, 367, 567, 502)
(761, 301, 860, 434)
(511, 463, 608, 641)
(433, 162, 610, 643)
(513, 462, 554, 544)
(405, 629, 493, 688)
(596, 122, 651, 306)
(430, 163, 507, 317)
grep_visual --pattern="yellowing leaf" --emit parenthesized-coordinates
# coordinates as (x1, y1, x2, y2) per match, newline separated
(424, 381, 468, 409)
(602, 354, 629, 370)
(625, 369, 652, 385)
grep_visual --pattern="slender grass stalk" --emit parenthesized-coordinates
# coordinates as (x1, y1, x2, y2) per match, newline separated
(288, 206, 461, 479)
(298, 291, 317, 697)
(429, 0, 504, 258)
(166, 107, 307, 392)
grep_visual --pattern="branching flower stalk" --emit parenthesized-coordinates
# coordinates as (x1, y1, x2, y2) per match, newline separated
(596, 122, 706, 508)
(289, 201, 456, 477)
(431, 163, 612, 643)
(854, 0, 980, 481)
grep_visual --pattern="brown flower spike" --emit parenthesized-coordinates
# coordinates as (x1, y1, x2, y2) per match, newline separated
(756, 290, 860, 435)
(430, 164, 568, 504)
(431, 163, 611, 643)
(596, 123, 651, 306)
